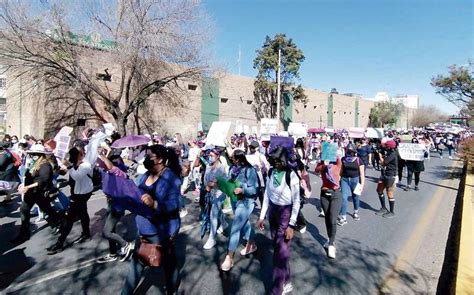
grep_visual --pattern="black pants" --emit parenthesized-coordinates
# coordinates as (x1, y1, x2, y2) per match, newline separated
(103, 202, 127, 254)
(407, 169, 421, 186)
(122, 234, 178, 295)
(320, 189, 342, 245)
(372, 153, 380, 170)
(19, 192, 61, 237)
(58, 193, 91, 244)
(296, 200, 307, 229)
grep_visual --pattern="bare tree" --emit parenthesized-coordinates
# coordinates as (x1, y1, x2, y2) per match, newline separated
(0, 0, 212, 135)
(410, 105, 448, 127)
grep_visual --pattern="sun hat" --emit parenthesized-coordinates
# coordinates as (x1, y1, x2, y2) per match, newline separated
(26, 144, 51, 154)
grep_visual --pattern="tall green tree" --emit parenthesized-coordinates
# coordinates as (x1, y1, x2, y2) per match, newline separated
(431, 62, 474, 120)
(253, 34, 307, 122)
(368, 101, 405, 128)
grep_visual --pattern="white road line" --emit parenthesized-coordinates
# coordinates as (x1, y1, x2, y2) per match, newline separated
(5, 221, 201, 292)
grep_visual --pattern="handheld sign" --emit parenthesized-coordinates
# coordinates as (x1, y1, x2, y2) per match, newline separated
(348, 127, 365, 139)
(398, 143, 425, 161)
(260, 118, 278, 136)
(206, 121, 232, 147)
(55, 135, 71, 159)
(288, 123, 308, 138)
(321, 142, 338, 162)
(365, 128, 384, 139)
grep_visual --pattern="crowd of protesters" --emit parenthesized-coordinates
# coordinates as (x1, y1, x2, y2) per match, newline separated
(0, 126, 471, 295)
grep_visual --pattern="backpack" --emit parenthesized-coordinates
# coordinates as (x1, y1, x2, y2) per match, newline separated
(88, 166, 103, 191)
(268, 167, 305, 200)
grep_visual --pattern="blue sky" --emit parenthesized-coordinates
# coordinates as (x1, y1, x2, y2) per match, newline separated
(204, 0, 473, 115)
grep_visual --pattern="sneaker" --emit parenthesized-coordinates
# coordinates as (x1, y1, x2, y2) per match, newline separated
(47, 242, 64, 255)
(440, 156, 443, 159)
(414, 186, 419, 191)
(323, 241, 329, 249)
(179, 208, 188, 218)
(119, 242, 134, 262)
(203, 238, 216, 250)
(298, 226, 307, 234)
(328, 245, 336, 259)
(217, 221, 228, 235)
(319, 210, 325, 217)
(375, 208, 389, 216)
(97, 253, 118, 264)
(240, 243, 257, 256)
(73, 233, 91, 244)
(449, 156, 453, 159)
(34, 218, 47, 224)
(353, 212, 360, 221)
(282, 282, 293, 294)
(220, 254, 234, 271)
(222, 208, 233, 214)
(194, 196, 200, 203)
(337, 218, 347, 226)
(404, 186, 410, 191)
(383, 212, 395, 218)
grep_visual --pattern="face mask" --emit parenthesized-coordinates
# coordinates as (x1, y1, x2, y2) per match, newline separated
(208, 156, 217, 164)
(143, 156, 155, 170)
(32, 155, 40, 161)
(11, 140, 18, 144)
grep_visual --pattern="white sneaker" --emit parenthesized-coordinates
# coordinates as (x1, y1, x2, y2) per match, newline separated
(240, 243, 257, 256)
(179, 208, 188, 218)
(217, 221, 228, 235)
(319, 210, 325, 217)
(298, 226, 307, 234)
(220, 255, 234, 271)
(203, 238, 216, 250)
(328, 245, 336, 259)
(282, 282, 293, 294)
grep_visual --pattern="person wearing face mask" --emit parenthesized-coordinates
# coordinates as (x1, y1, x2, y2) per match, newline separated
(220, 149, 259, 271)
(122, 145, 182, 295)
(11, 144, 61, 244)
(202, 148, 227, 250)
(257, 146, 301, 295)
(47, 146, 94, 254)
(246, 141, 270, 207)
(0, 141, 21, 205)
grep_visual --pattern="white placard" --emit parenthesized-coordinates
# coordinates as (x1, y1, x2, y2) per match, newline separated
(288, 123, 308, 138)
(103, 123, 115, 136)
(398, 143, 425, 161)
(260, 118, 278, 135)
(54, 126, 73, 141)
(206, 121, 232, 147)
(55, 135, 71, 159)
(365, 128, 384, 139)
(235, 120, 243, 134)
(349, 127, 365, 138)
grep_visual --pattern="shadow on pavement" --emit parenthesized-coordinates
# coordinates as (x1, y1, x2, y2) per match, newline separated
(0, 248, 35, 290)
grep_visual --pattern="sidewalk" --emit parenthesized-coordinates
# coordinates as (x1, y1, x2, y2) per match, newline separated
(456, 164, 474, 294)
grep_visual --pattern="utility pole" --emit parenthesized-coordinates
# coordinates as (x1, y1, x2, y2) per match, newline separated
(276, 47, 281, 123)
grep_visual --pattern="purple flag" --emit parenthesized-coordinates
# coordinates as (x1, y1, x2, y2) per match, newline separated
(101, 171, 156, 219)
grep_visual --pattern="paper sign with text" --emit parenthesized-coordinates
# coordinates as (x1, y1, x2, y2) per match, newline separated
(260, 118, 278, 135)
(321, 142, 338, 162)
(398, 143, 425, 161)
(206, 121, 232, 147)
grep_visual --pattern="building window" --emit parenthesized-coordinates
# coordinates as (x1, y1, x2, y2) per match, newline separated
(0, 97, 5, 105)
(188, 84, 198, 91)
(246, 100, 253, 104)
(220, 98, 228, 103)
(0, 78, 6, 89)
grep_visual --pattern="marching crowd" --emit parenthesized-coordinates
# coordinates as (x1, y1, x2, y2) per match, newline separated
(0, 128, 469, 295)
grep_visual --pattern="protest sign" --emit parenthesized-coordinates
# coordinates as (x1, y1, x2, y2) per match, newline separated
(206, 121, 232, 147)
(85, 131, 108, 164)
(400, 135, 412, 143)
(55, 135, 71, 159)
(348, 127, 365, 138)
(103, 123, 115, 136)
(260, 118, 278, 136)
(398, 143, 425, 161)
(235, 120, 243, 134)
(269, 136, 295, 154)
(288, 123, 308, 138)
(321, 142, 338, 162)
(365, 128, 384, 139)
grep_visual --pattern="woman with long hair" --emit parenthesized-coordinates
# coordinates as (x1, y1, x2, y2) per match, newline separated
(12, 144, 61, 243)
(122, 145, 182, 295)
(257, 146, 301, 294)
(221, 149, 259, 271)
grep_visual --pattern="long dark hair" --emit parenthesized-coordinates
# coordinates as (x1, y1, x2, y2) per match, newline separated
(232, 149, 252, 168)
(148, 144, 181, 178)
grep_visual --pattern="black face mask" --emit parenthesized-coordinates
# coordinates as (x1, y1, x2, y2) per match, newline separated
(143, 157, 155, 170)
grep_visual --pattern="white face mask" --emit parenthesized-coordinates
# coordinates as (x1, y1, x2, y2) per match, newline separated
(32, 155, 40, 161)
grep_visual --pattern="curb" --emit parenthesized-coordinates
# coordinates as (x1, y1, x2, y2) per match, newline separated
(456, 163, 474, 294)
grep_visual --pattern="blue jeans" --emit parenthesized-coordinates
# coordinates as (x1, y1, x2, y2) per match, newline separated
(228, 198, 255, 252)
(210, 192, 226, 239)
(340, 176, 360, 217)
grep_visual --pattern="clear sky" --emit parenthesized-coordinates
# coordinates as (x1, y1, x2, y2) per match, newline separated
(203, 0, 473, 115)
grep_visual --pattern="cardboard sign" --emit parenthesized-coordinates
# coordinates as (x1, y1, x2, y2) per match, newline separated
(348, 127, 365, 139)
(321, 142, 338, 162)
(55, 135, 71, 159)
(206, 121, 232, 147)
(365, 128, 384, 139)
(398, 143, 425, 161)
(260, 118, 278, 136)
(288, 123, 308, 138)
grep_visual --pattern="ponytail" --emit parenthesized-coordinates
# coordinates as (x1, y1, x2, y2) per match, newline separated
(149, 144, 182, 178)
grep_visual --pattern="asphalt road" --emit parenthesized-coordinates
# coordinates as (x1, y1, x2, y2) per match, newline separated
(0, 153, 463, 295)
